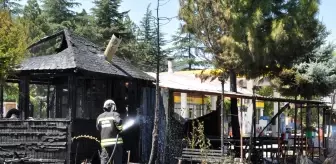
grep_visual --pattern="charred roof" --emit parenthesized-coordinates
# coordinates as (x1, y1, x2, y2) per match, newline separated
(19, 29, 154, 81)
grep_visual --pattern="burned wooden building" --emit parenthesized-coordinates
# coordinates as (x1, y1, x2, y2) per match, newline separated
(0, 29, 155, 163)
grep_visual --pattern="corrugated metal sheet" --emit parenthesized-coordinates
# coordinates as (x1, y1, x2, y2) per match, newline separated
(146, 72, 254, 96)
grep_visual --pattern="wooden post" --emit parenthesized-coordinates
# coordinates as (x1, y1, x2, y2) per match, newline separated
(67, 75, 77, 120)
(318, 104, 320, 158)
(248, 94, 256, 162)
(127, 150, 131, 163)
(46, 82, 50, 118)
(67, 75, 76, 164)
(300, 104, 303, 153)
(277, 101, 281, 161)
(310, 103, 313, 160)
(19, 76, 30, 119)
(39, 101, 42, 118)
(55, 85, 62, 118)
(322, 107, 326, 157)
(0, 84, 3, 118)
(294, 100, 298, 156)
(240, 98, 243, 160)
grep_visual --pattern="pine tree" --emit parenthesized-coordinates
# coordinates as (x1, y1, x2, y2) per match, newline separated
(179, 0, 326, 157)
(22, 0, 49, 43)
(273, 45, 336, 148)
(74, 9, 101, 42)
(134, 4, 166, 72)
(170, 26, 209, 70)
(41, 0, 80, 31)
(91, 0, 130, 45)
(0, 0, 22, 15)
(41, 0, 79, 24)
(138, 4, 155, 42)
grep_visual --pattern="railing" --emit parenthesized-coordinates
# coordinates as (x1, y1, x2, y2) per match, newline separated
(0, 119, 71, 163)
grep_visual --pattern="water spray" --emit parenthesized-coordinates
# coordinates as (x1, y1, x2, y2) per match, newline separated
(106, 118, 136, 164)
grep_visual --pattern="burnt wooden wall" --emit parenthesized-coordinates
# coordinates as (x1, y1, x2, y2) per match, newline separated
(0, 119, 70, 163)
(139, 87, 155, 162)
(138, 87, 168, 163)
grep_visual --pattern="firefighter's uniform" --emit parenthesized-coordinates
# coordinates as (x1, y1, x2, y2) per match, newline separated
(97, 100, 123, 164)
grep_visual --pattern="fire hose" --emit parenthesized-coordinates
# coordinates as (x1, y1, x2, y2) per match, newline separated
(105, 133, 119, 164)
(72, 119, 135, 164)
(106, 119, 135, 164)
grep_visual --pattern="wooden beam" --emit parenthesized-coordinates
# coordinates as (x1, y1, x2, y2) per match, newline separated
(294, 97, 297, 156)
(55, 85, 62, 118)
(0, 84, 3, 118)
(66, 75, 76, 164)
(322, 107, 326, 157)
(27, 30, 64, 50)
(19, 76, 30, 119)
(300, 104, 303, 153)
(318, 104, 320, 158)
(67, 75, 76, 120)
(46, 82, 50, 118)
(169, 89, 326, 104)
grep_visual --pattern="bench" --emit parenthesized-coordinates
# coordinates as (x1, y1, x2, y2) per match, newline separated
(177, 148, 226, 163)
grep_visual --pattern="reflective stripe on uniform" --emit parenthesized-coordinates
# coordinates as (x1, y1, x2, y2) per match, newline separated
(101, 138, 123, 147)
(98, 117, 116, 123)
(116, 125, 123, 130)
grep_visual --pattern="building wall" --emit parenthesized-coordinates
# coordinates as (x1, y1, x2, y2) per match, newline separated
(2, 101, 17, 117)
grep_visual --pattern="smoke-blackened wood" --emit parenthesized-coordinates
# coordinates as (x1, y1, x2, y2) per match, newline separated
(0, 84, 3, 118)
(0, 119, 70, 162)
(19, 76, 30, 119)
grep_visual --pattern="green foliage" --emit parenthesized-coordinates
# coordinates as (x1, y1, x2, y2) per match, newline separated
(3, 83, 18, 101)
(273, 45, 336, 98)
(183, 120, 211, 161)
(0, 0, 22, 15)
(170, 26, 210, 70)
(256, 86, 274, 117)
(91, 0, 132, 46)
(128, 4, 167, 72)
(0, 10, 27, 83)
(22, 0, 49, 44)
(179, 0, 325, 79)
(41, 0, 79, 25)
(73, 9, 101, 43)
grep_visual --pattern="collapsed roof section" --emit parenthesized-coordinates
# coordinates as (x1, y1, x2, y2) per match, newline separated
(19, 29, 154, 81)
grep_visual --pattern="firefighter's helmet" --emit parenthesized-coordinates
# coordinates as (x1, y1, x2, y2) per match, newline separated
(103, 99, 116, 111)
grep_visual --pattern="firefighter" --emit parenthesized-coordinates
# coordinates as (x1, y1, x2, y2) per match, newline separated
(96, 99, 123, 164)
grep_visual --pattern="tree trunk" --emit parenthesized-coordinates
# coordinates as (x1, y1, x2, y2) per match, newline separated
(148, 1, 160, 163)
(229, 69, 241, 157)
(188, 33, 191, 70)
(306, 96, 313, 151)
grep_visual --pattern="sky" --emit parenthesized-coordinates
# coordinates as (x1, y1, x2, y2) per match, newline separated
(77, 0, 181, 47)
(20, 0, 336, 46)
